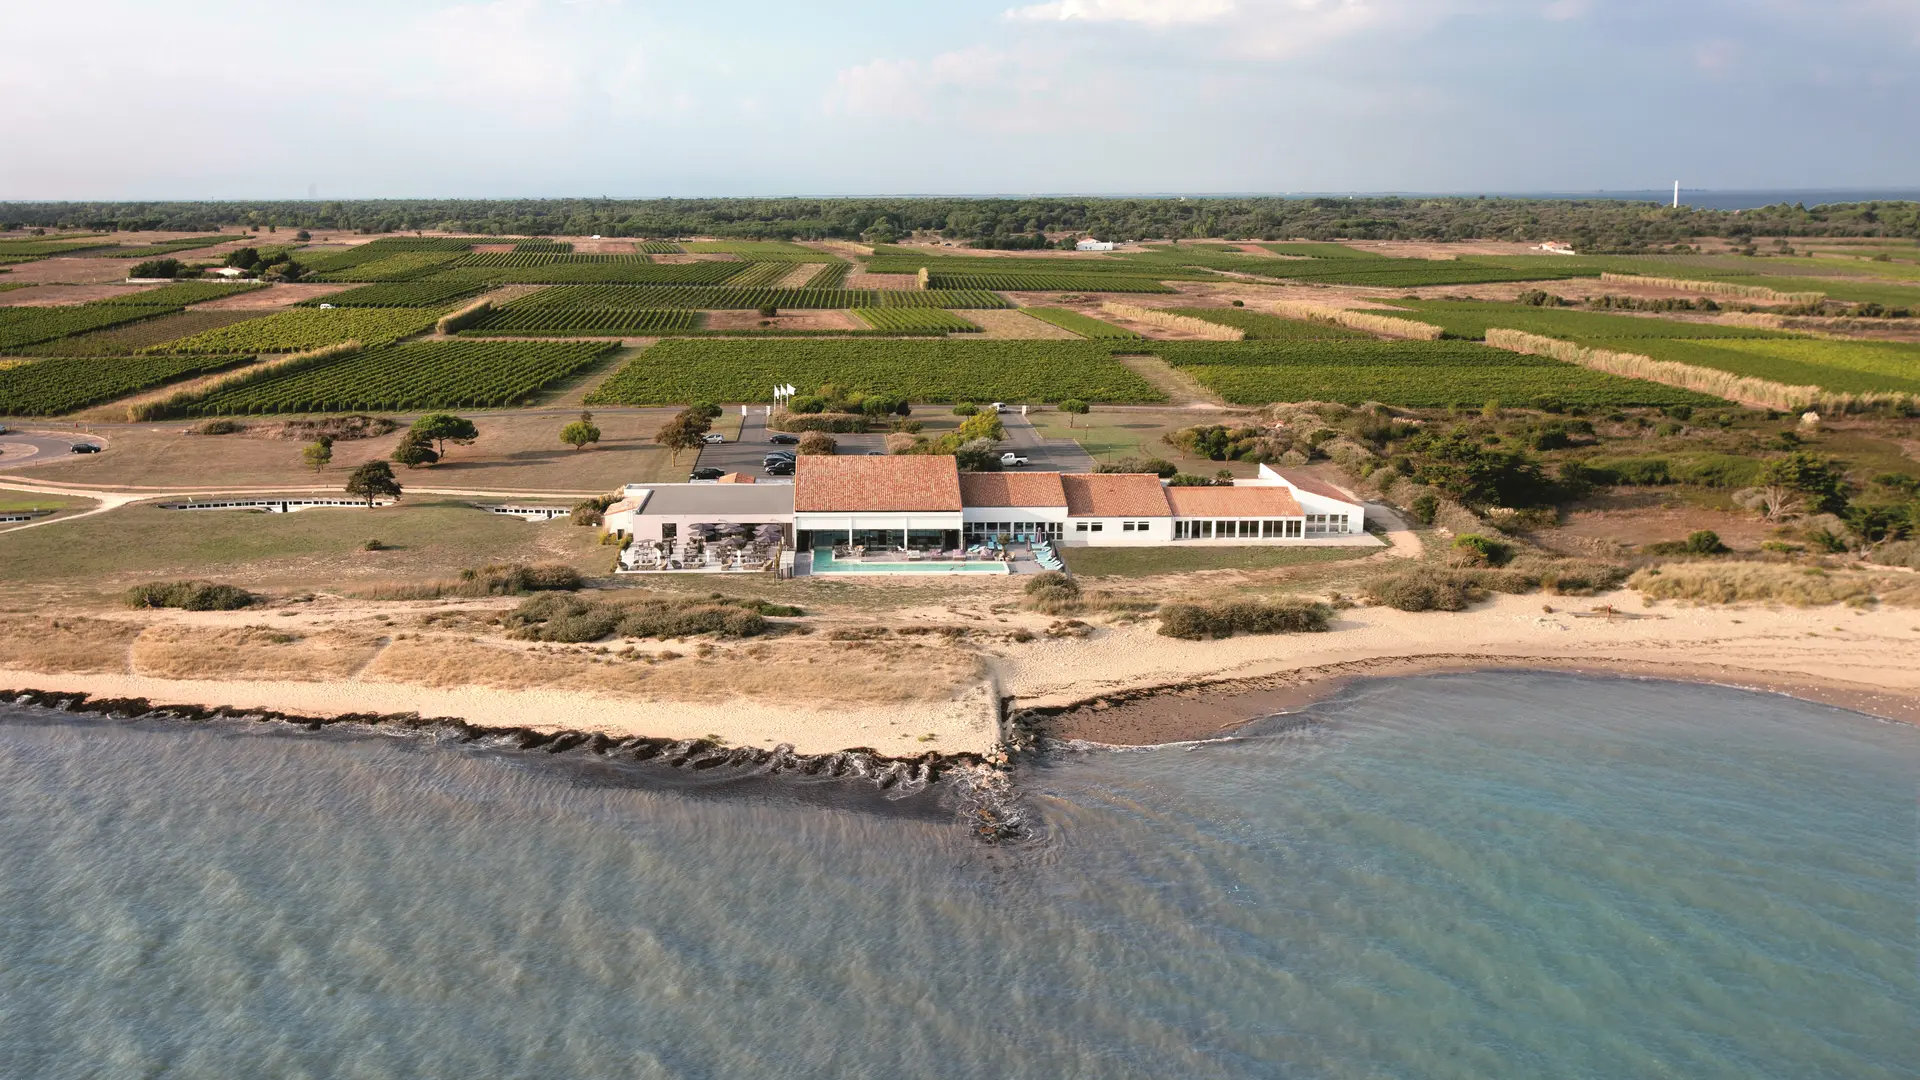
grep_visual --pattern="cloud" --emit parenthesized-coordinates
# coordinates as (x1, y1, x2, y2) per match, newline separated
(1005, 0, 1235, 24)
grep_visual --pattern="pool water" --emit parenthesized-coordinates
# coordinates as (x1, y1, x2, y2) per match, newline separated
(809, 547, 1011, 573)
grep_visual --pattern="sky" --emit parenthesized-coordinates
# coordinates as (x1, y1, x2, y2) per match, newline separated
(1, 0, 1914, 200)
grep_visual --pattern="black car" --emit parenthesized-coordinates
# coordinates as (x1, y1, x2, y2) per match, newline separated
(764, 460, 795, 476)
(768, 433, 800, 445)
(763, 451, 796, 465)
(688, 467, 726, 481)
(70, 443, 102, 454)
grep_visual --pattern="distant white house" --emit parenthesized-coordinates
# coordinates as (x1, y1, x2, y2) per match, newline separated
(1076, 238, 1116, 252)
(1534, 241, 1577, 255)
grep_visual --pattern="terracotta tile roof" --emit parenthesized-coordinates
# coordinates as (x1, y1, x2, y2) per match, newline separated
(795, 454, 962, 513)
(958, 471, 1067, 508)
(715, 472, 756, 484)
(1060, 474, 1171, 518)
(1165, 485, 1302, 518)
(1272, 469, 1360, 504)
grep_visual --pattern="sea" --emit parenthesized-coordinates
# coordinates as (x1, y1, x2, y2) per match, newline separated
(0, 672, 1914, 1079)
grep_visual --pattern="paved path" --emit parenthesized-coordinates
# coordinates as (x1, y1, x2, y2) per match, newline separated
(0, 429, 105, 471)
(998, 411, 1097, 473)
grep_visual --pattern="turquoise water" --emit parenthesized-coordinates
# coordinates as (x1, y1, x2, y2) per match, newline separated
(0, 673, 1914, 1078)
(810, 546, 1010, 573)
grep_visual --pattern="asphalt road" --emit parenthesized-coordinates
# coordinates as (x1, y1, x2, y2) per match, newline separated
(0, 430, 105, 471)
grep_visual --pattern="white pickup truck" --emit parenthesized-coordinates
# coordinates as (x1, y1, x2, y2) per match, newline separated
(999, 452, 1030, 467)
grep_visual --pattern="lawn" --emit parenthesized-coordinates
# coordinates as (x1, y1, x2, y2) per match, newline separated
(1060, 544, 1373, 577)
(0, 499, 609, 590)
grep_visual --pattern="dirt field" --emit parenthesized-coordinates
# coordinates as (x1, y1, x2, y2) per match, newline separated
(964, 309, 1080, 339)
(0, 282, 173, 306)
(1540, 489, 1779, 556)
(192, 282, 355, 309)
(0, 258, 136, 285)
(11, 408, 690, 492)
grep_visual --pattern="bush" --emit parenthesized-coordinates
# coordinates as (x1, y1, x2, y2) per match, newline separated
(126, 580, 256, 610)
(952, 402, 978, 416)
(1097, 456, 1177, 478)
(458, 562, 581, 595)
(1157, 599, 1332, 640)
(129, 258, 182, 279)
(1451, 533, 1513, 566)
(194, 418, 245, 435)
(1408, 492, 1439, 525)
(1024, 570, 1081, 613)
(1365, 569, 1481, 611)
(770, 412, 868, 434)
(797, 431, 837, 455)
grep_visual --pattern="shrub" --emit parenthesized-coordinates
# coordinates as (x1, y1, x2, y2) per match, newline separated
(194, 418, 245, 435)
(129, 258, 182, 279)
(1024, 570, 1081, 614)
(1365, 569, 1481, 611)
(1408, 492, 1439, 525)
(1157, 598, 1332, 640)
(1097, 456, 1177, 478)
(797, 431, 837, 455)
(952, 402, 978, 416)
(1451, 533, 1513, 566)
(459, 562, 581, 594)
(770, 412, 868, 434)
(126, 580, 256, 610)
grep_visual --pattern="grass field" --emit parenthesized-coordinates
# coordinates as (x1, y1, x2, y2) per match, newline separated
(0, 499, 610, 591)
(1060, 544, 1373, 577)
(683, 241, 839, 261)
(586, 339, 1166, 405)
(0, 304, 180, 351)
(1021, 307, 1142, 339)
(94, 281, 265, 306)
(181, 340, 619, 414)
(1257, 242, 1387, 259)
(0, 353, 253, 415)
(1580, 336, 1920, 396)
(1167, 308, 1371, 339)
(155, 307, 442, 353)
(1384, 301, 1800, 341)
(1149, 340, 1718, 407)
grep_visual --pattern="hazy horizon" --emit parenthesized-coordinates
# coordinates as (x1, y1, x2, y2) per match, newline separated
(2, 1, 1915, 201)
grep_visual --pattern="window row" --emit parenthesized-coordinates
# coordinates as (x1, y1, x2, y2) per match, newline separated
(1173, 518, 1303, 540)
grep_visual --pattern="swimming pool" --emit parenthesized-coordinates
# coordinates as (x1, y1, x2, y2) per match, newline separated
(810, 548, 1010, 574)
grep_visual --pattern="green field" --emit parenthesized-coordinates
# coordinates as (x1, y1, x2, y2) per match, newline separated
(464, 307, 702, 335)
(1581, 337, 1920, 396)
(0, 236, 114, 257)
(683, 241, 839, 261)
(0, 304, 180, 350)
(105, 235, 234, 258)
(314, 251, 467, 282)
(14, 309, 262, 356)
(183, 340, 619, 414)
(1020, 307, 1142, 339)
(925, 272, 1176, 293)
(849, 308, 979, 333)
(1257, 242, 1387, 259)
(297, 281, 487, 308)
(1167, 308, 1370, 340)
(94, 281, 265, 307)
(1148, 340, 1716, 407)
(0, 353, 252, 415)
(154, 307, 441, 353)
(586, 339, 1165, 405)
(1383, 301, 1800, 341)
(497, 285, 1011, 311)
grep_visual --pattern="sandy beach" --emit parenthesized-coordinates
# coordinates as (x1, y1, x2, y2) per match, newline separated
(4, 588, 1917, 753)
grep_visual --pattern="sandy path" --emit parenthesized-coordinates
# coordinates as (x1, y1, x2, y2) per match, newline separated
(1114, 354, 1226, 408)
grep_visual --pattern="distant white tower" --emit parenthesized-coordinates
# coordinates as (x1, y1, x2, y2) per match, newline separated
(1673, 181, 1680, 208)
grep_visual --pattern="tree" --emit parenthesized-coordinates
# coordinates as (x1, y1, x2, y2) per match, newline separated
(653, 415, 700, 461)
(1759, 452, 1850, 515)
(797, 431, 837, 455)
(563, 415, 603, 451)
(953, 438, 1002, 472)
(129, 258, 181, 279)
(392, 430, 439, 468)
(302, 436, 333, 472)
(1059, 399, 1090, 428)
(411, 413, 478, 459)
(345, 461, 401, 508)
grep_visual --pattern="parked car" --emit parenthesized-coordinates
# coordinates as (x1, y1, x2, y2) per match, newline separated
(865, 450, 884, 456)
(689, 467, 726, 481)
(767, 433, 800, 444)
(70, 443, 102, 454)
(1000, 452, 1030, 467)
(763, 450, 796, 464)
(700, 432, 725, 444)
(0, 425, 10, 435)
(764, 460, 795, 476)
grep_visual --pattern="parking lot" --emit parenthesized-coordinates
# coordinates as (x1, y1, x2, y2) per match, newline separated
(690, 409, 1096, 479)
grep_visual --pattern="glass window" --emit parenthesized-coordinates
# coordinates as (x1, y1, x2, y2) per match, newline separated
(1075, 521, 1089, 532)
(1090, 522, 1104, 532)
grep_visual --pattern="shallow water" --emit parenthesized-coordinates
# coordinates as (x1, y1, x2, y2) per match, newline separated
(1, 673, 1914, 1079)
